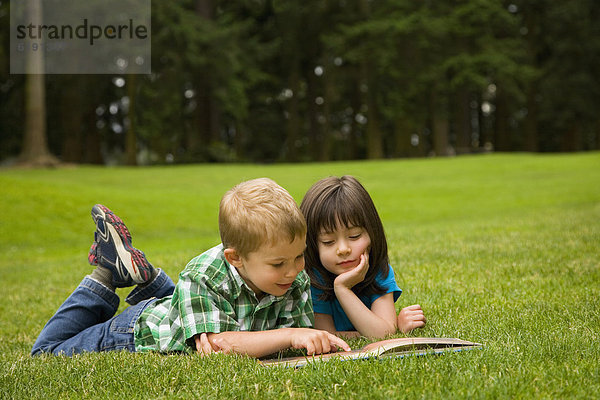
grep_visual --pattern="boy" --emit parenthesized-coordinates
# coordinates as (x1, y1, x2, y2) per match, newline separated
(32, 178, 349, 357)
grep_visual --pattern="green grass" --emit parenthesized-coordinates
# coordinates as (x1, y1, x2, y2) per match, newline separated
(1, 153, 599, 399)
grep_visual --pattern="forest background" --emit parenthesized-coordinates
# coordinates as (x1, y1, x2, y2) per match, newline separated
(1, 0, 599, 166)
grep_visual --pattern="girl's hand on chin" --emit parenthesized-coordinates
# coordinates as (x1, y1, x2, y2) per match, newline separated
(334, 252, 369, 289)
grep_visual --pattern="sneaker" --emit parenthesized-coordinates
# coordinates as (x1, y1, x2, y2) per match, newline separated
(90, 204, 154, 287)
(88, 241, 99, 265)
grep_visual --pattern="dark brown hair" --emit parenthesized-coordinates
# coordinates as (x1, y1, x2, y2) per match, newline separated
(300, 175, 389, 301)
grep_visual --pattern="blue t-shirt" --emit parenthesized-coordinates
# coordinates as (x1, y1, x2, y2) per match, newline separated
(311, 265, 402, 331)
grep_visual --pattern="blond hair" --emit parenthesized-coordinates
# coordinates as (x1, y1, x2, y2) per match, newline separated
(219, 178, 306, 256)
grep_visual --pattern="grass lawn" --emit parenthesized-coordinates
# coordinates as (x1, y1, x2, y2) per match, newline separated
(1, 153, 599, 399)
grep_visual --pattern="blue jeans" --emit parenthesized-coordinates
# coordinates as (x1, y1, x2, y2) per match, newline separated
(31, 269, 175, 356)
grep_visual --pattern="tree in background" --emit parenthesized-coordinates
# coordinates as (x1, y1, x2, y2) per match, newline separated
(16, 0, 59, 166)
(1, 0, 598, 165)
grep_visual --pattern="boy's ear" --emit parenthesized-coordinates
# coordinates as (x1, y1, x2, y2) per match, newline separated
(224, 248, 243, 269)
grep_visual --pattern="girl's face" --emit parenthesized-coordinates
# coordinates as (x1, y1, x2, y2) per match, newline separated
(317, 223, 371, 276)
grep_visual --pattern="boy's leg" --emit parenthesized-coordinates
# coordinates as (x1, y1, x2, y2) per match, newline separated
(126, 268, 175, 305)
(31, 276, 160, 355)
(30, 268, 173, 355)
(31, 276, 123, 355)
(88, 204, 175, 303)
(89, 204, 155, 287)
(31, 204, 173, 355)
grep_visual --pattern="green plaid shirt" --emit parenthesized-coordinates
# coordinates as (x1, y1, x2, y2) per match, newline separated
(134, 244, 314, 352)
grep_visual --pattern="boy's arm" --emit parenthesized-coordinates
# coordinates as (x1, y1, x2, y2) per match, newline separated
(197, 328, 350, 358)
(195, 273, 350, 357)
(189, 268, 349, 357)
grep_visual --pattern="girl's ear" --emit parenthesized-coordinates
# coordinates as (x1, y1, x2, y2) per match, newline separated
(224, 248, 243, 269)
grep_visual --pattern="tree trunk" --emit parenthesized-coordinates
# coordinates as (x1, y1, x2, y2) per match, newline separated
(233, 121, 244, 161)
(494, 85, 510, 151)
(365, 75, 383, 159)
(318, 64, 335, 162)
(359, 0, 383, 159)
(60, 76, 85, 163)
(187, 0, 219, 161)
(560, 123, 581, 152)
(18, 0, 58, 167)
(285, 64, 301, 162)
(125, 74, 138, 165)
(347, 78, 362, 160)
(430, 89, 450, 156)
(307, 68, 320, 161)
(394, 117, 412, 158)
(523, 6, 539, 152)
(454, 87, 471, 154)
(196, 0, 213, 17)
(524, 83, 538, 152)
(84, 107, 103, 164)
(596, 119, 600, 150)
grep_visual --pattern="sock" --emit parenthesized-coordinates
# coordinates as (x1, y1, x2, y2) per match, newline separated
(89, 266, 115, 292)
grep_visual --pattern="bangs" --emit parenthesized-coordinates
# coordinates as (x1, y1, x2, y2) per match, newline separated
(316, 187, 365, 234)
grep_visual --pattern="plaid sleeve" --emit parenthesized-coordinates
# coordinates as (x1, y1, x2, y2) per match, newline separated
(275, 270, 314, 328)
(175, 267, 241, 343)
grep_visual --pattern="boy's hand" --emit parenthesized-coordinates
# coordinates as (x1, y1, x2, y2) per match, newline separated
(289, 328, 351, 355)
(397, 304, 427, 333)
(334, 252, 369, 290)
(195, 333, 233, 357)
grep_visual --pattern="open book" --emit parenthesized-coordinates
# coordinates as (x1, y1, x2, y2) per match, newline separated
(259, 337, 482, 368)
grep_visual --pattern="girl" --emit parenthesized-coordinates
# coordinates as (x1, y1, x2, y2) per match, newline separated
(300, 175, 426, 339)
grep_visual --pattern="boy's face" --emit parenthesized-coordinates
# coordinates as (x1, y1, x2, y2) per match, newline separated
(228, 236, 306, 298)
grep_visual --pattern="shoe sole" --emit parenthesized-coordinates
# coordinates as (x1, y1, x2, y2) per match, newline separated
(92, 204, 151, 284)
(105, 222, 141, 280)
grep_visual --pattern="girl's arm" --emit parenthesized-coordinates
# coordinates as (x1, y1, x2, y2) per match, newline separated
(397, 304, 427, 333)
(334, 288, 398, 338)
(314, 313, 362, 339)
(333, 253, 398, 338)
